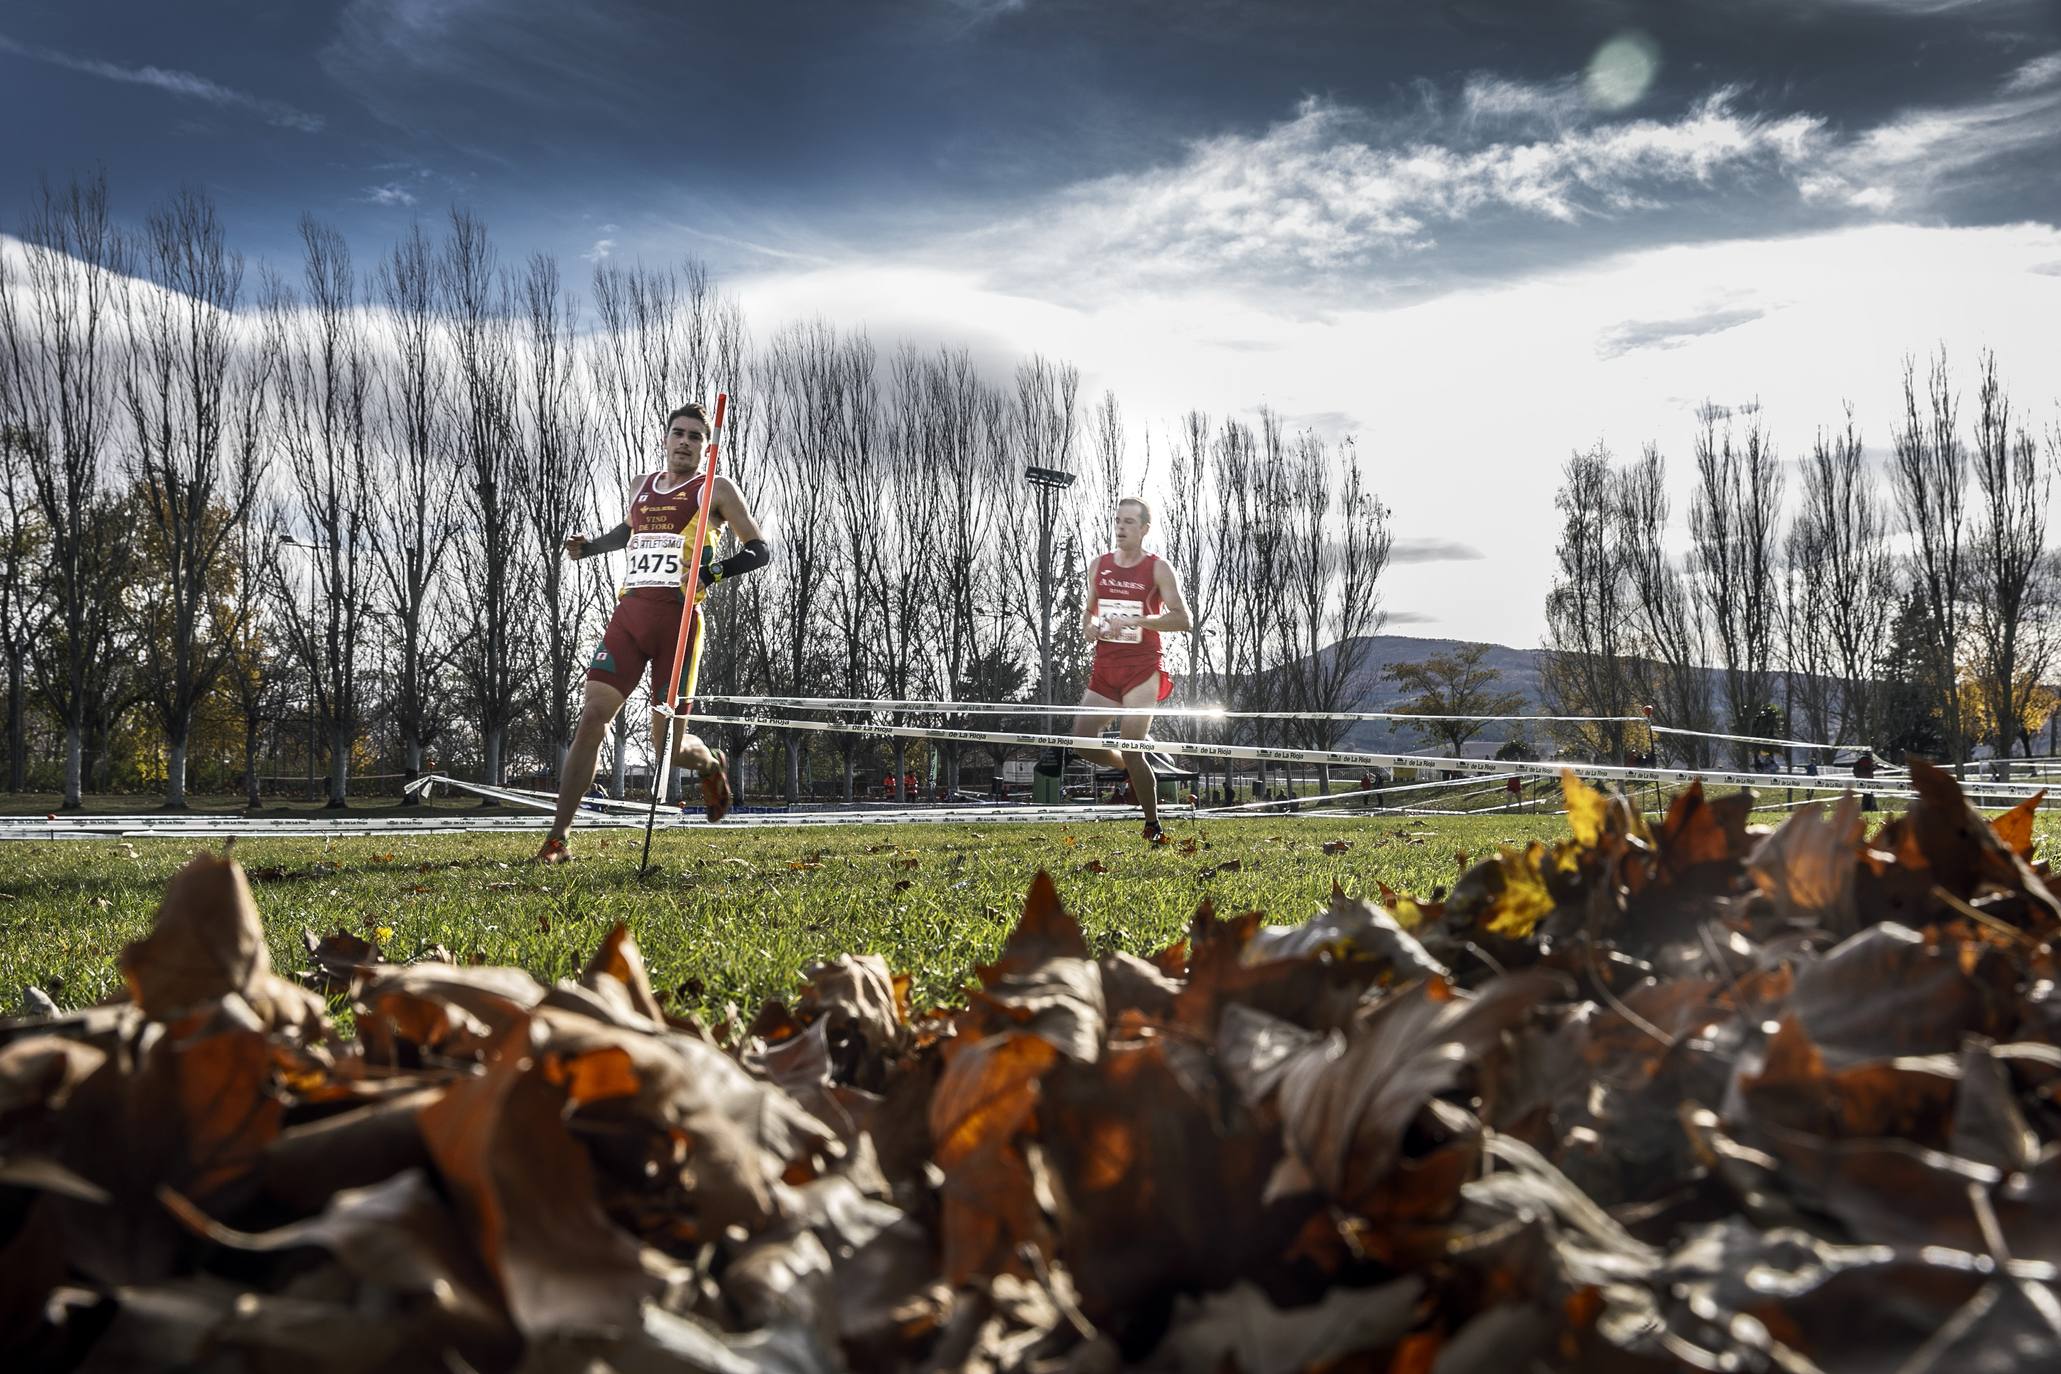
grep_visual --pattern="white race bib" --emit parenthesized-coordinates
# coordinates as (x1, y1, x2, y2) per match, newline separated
(623, 532, 687, 590)
(1099, 597, 1144, 644)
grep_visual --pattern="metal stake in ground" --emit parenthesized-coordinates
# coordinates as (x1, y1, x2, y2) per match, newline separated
(641, 390, 727, 876)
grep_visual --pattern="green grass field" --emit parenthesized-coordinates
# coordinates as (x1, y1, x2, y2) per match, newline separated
(5, 798, 2056, 1025)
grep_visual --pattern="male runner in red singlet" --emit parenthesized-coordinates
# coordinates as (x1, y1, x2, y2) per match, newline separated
(1069, 497, 1191, 844)
(534, 403, 770, 863)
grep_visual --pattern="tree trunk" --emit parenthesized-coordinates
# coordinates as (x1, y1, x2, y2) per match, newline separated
(63, 726, 83, 809)
(402, 735, 423, 806)
(165, 730, 189, 810)
(327, 723, 350, 808)
(5, 653, 22, 792)
(244, 717, 263, 809)
(894, 741, 908, 802)
(484, 726, 504, 788)
(1317, 762, 1332, 796)
(784, 737, 801, 804)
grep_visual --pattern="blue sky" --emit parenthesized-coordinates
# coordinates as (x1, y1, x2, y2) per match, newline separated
(5, 0, 2061, 644)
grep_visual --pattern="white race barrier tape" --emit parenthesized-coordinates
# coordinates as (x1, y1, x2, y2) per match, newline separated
(693, 693, 1647, 726)
(1646, 724, 1871, 754)
(683, 709, 2061, 803)
(700, 694, 1889, 757)
(1201, 772, 1525, 814)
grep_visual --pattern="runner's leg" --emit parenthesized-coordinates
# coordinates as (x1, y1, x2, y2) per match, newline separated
(1071, 693, 1122, 774)
(548, 679, 627, 842)
(1113, 674, 1163, 828)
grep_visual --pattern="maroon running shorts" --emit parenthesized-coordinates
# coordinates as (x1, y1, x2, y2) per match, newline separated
(587, 595, 700, 702)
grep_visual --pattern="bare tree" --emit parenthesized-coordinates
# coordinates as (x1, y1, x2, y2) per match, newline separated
(1009, 354, 1082, 705)
(268, 217, 377, 806)
(122, 187, 275, 807)
(515, 252, 595, 774)
(1796, 405, 1897, 747)
(1160, 411, 1220, 694)
(1617, 444, 1714, 765)
(0, 425, 41, 790)
(1541, 442, 1634, 763)
(1690, 404, 1784, 764)
(1890, 350, 1968, 770)
(1087, 388, 1126, 549)
(224, 494, 288, 807)
(1212, 410, 1297, 793)
(370, 222, 461, 798)
(1280, 432, 1391, 790)
(693, 296, 765, 796)
(0, 174, 133, 806)
(441, 209, 533, 788)
(820, 328, 882, 798)
(757, 320, 841, 800)
(913, 348, 1015, 791)
(875, 343, 941, 796)
(1965, 350, 2053, 761)
(1781, 512, 1838, 751)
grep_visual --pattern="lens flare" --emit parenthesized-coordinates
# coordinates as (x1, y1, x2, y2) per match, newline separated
(1584, 31, 1662, 113)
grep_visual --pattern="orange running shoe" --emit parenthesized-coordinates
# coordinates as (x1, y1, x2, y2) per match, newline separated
(534, 836, 570, 865)
(700, 751, 732, 823)
(1142, 821, 1169, 846)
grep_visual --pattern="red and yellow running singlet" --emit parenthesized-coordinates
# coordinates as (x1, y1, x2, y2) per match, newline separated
(621, 472, 720, 603)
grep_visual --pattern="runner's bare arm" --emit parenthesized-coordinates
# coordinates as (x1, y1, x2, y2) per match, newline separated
(1147, 561, 1192, 633)
(710, 475, 764, 544)
(693, 476, 773, 594)
(568, 481, 640, 558)
(568, 522, 630, 559)
(1081, 567, 1105, 640)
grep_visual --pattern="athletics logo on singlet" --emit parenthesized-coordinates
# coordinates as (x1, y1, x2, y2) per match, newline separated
(589, 646, 617, 674)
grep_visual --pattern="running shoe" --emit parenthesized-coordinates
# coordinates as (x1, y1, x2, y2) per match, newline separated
(1142, 821, 1170, 846)
(533, 836, 570, 865)
(701, 750, 732, 823)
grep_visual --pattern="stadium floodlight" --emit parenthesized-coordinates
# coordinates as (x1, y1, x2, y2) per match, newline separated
(1023, 465, 1077, 706)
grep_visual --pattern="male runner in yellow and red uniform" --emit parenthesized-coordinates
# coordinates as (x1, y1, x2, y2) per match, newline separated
(1067, 497, 1191, 844)
(534, 403, 770, 863)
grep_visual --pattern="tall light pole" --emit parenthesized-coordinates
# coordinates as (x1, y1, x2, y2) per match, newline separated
(1024, 465, 1076, 706)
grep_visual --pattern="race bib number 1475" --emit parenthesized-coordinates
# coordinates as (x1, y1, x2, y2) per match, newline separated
(624, 532, 687, 590)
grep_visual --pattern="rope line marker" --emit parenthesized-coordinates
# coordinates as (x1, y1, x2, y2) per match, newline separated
(681, 709, 2054, 802)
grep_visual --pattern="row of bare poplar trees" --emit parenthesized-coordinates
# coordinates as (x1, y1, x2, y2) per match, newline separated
(1543, 351, 2060, 770)
(0, 174, 1394, 807)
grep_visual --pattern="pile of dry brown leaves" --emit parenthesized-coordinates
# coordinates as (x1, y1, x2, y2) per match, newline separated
(4, 759, 2059, 1372)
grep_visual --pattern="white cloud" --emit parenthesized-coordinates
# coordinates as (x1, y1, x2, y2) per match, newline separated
(1805, 63, 2061, 209)
(0, 32, 324, 132)
(1459, 75, 1585, 129)
(983, 89, 1827, 286)
(2003, 51, 2061, 96)
(363, 182, 418, 207)
(580, 237, 616, 262)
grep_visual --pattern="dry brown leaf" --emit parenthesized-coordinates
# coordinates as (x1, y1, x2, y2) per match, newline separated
(930, 1030, 1059, 1285)
(416, 1016, 664, 1338)
(579, 923, 667, 1025)
(119, 853, 310, 1026)
(1747, 794, 1864, 932)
